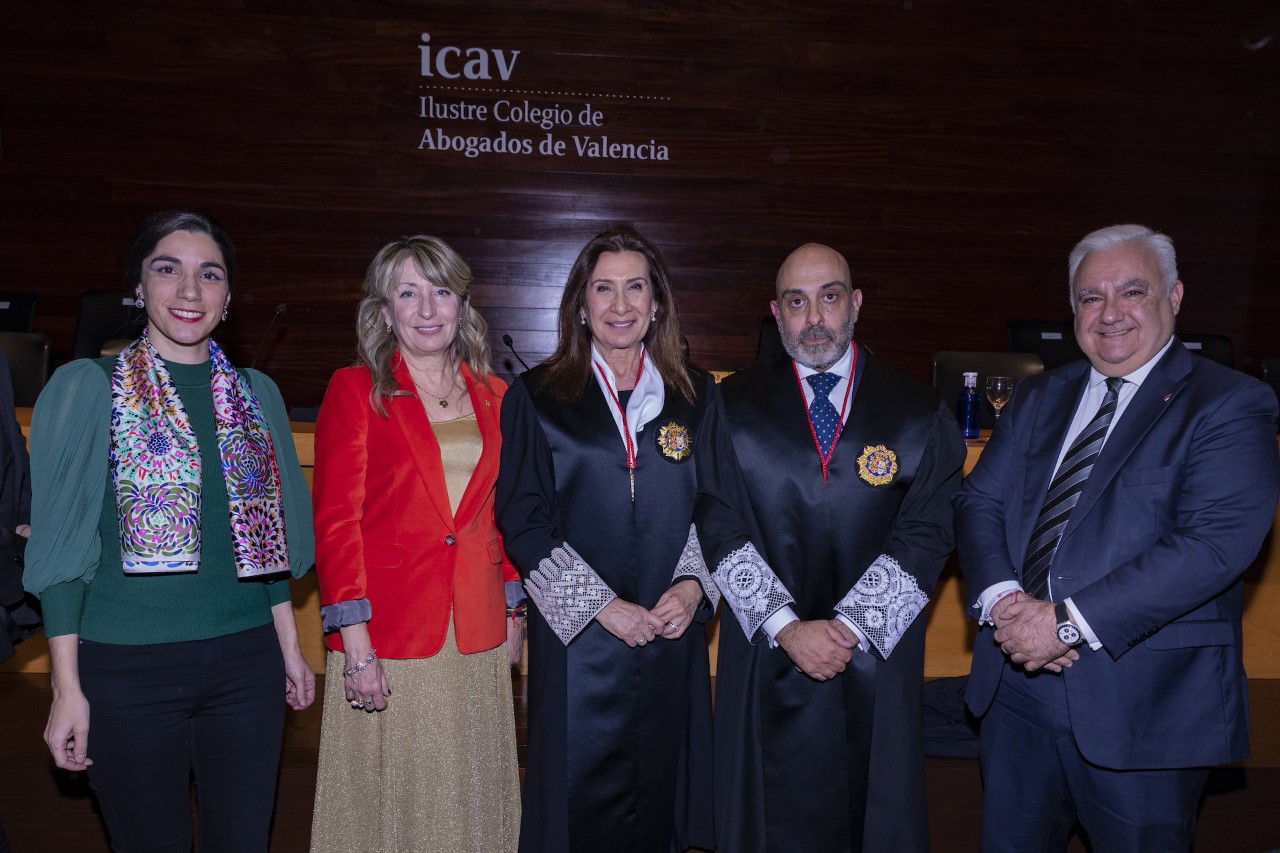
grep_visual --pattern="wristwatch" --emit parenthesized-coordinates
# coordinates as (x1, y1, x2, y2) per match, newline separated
(1055, 602, 1083, 647)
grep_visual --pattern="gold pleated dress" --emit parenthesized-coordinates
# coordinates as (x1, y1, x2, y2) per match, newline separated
(311, 413, 521, 853)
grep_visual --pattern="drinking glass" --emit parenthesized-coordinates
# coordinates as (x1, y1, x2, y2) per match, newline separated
(985, 376, 1013, 421)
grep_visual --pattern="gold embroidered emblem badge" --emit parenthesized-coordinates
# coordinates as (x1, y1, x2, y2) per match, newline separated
(857, 444, 898, 486)
(656, 421, 693, 462)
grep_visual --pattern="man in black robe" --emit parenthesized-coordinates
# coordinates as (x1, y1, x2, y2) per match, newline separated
(695, 243, 965, 852)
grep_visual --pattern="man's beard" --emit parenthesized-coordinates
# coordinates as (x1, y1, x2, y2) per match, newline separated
(779, 315, 857, 370)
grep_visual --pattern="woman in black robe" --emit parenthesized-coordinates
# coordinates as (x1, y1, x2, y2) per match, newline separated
(496, 225, 717, 853)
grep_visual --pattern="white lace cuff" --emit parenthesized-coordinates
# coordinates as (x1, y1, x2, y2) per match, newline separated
(834, 554, 928, 658)
(712, 541, 796, 641)
(671, 524, 721, 612)
(526, 543, 617, 645)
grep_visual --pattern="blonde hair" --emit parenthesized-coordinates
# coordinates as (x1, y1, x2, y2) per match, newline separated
(355, 235, 494, 416)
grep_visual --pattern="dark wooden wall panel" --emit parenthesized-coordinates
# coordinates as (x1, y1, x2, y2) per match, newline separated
(3, 0, 1278, 406)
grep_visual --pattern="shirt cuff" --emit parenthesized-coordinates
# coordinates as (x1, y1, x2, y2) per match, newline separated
(320, 598, 373, 633)
(761, 606, 798, 649)
(1063, 597, 1102, 651)
(834, 613, 870, 652)
(975, 581, 1024, 625)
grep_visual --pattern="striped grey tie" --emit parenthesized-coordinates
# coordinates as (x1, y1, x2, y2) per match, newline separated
(1022, 377, 1124, 600)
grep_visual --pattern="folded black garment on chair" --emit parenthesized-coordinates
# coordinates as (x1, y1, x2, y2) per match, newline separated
(922, 676, 981, 759)
(0, 544, 41, 665)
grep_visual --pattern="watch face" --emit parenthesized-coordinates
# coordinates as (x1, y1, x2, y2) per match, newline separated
(1058, 623, 1082, 646)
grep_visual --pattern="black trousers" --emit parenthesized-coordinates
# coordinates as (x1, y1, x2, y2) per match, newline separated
(79, 624, 286, 853)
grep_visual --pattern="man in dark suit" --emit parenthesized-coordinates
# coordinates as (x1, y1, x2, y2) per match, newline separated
(955, 224, 1280, 851)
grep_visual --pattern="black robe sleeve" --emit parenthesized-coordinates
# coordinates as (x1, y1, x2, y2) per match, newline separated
(832, 400, 966, 658)
(877, 400, 965, 588)
(693, 384, 797, 642)
(496, 377, 617, 645)
(495, 377, 563, 578)
(693, 386, 752, 567)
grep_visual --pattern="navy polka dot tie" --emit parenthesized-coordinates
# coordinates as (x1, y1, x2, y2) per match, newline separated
(806, 372, 842, 453)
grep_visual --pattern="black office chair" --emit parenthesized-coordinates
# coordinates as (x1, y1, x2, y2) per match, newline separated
(0, 292, 38, 333)
(756, 317, 783, 365)
(1176, 333, 1234, 368)
(0, 331, 51, 407)
(1007, 320, 1084, 371)
(1262, 359, 1280, 434)
(933, 351, 1045, 430)
(72, 290, 146, 360)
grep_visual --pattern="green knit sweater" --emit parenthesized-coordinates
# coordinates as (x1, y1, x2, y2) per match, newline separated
(24, 357, 314, 645)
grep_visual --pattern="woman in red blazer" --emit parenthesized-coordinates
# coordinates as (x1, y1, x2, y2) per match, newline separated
(310, 235, 523, 853)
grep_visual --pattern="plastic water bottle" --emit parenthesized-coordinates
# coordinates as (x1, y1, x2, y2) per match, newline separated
(957, 371, 980, 439)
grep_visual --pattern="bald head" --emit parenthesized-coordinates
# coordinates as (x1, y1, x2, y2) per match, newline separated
(771, 243, 861, 370)
(775, 243, 852, 300)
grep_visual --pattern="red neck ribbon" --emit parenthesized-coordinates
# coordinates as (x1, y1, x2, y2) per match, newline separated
(791, 341, 858, 483)
(594, 347, 648, 500)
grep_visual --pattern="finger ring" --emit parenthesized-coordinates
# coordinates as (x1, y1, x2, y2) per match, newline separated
(350, 699, 363, 709)
(636, 637, 646, 646)
(665, 621, 677, 631)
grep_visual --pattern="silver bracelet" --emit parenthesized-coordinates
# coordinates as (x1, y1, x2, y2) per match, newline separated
(342, 648, 377, 678)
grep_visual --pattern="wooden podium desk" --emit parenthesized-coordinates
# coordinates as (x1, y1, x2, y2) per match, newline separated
(4, 419, 1279, 681)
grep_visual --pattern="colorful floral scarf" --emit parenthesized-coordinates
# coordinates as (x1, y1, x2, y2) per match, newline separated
(109, 329, 289, 577)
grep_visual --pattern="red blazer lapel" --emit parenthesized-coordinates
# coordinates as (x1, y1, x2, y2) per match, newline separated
(390, 355, 455, 531)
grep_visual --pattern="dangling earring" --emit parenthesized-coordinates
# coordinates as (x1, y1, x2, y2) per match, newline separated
(221, 306, 228, 322)
(650, 311, 656, 322)
(579, 315, 587, 326)
(134, 296, 145, 308)
(386, 323, 393, 333)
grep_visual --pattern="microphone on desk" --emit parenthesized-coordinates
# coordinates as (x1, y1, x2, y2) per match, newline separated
(503, 333, 531, 372)
(250, 303, 287, 370)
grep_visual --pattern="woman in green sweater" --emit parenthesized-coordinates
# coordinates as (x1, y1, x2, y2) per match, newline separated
(23, 209, 316, 852)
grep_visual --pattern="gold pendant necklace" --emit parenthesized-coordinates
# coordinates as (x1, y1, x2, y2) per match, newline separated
(415, 381, 454, 408)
